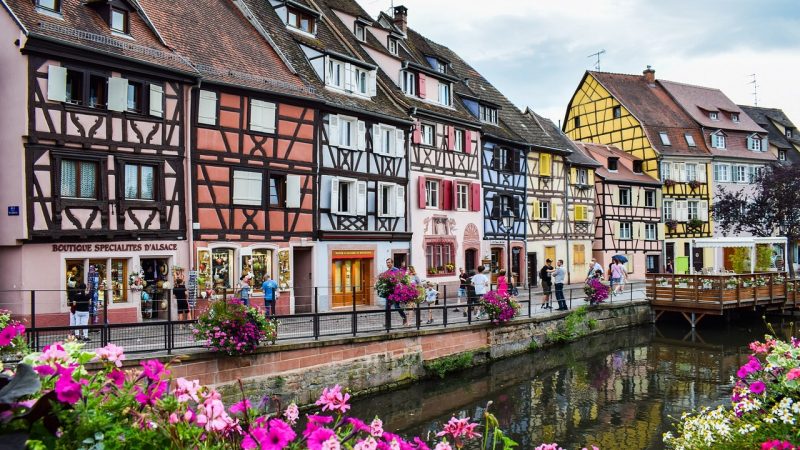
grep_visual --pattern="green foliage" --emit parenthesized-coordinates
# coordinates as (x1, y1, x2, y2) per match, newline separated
(424, 352, 474, 378)
(482, 404, 519, 449)
(755, 245, 773, 272)
(728, 247, 750, 274)
(527, 339, 539, 352)
(547, 306, 595, 344)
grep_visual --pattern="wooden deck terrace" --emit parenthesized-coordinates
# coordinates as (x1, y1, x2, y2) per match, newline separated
(645, 273, 799, 327)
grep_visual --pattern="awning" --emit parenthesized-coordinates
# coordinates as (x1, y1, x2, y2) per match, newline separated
(692, 236, 788, 248)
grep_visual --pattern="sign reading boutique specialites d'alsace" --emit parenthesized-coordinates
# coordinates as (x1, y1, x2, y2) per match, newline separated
(51, 243, 179, 253)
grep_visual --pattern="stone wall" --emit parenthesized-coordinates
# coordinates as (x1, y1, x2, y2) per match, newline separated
(145, 301, 651, 404)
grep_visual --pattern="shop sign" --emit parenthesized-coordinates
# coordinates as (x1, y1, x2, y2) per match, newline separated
(7, 206, 19, 216)
(52, 243, 179, 253)
(332, 250, 374, 260)
(489, 240, 506, 246)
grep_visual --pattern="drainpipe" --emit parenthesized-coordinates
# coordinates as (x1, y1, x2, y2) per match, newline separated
(564, 158, 571, 284)
(186, 80, 201, 275)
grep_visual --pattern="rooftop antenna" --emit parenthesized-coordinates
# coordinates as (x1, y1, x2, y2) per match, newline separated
(748, 73, 759, 106)
(588, 49, 606, 71)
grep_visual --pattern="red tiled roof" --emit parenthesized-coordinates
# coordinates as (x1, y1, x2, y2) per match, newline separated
(660, 80, 765, 133)
(704, 130, 778, 161)
(575, 141, 661, 185)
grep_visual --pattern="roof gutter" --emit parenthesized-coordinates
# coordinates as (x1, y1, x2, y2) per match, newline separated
(322, 100, 414, 126)
(412, 108, 480, 129)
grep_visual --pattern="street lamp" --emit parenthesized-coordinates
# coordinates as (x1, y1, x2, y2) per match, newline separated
(502, 209, 515, 282)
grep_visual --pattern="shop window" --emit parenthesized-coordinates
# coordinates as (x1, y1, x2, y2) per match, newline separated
(426, 242, 455, 276)
(242, 249, 273, 293)
(124, 164, 156, 200)
(109, 258, 128, 303)
(65, 259, 85, 293)
(211, 248, 234, 290)
(60, 159, 98, 199)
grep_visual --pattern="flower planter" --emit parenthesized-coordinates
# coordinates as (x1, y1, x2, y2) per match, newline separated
(755, 286, 771, 298)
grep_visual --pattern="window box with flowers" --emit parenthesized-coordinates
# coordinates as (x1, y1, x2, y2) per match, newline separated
(688, 179, 703, 191)
(665, 220, 679, 231)
(663, 179, 677, 188)
(687, 218, 704, 231)
(425, 242, 455, 277)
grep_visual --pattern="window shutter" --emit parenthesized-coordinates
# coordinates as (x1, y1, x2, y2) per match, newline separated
(761, 137, 769, 152)
(540, 154, 551, 176)
(588, 170, 595, 185)
(490, 194, 499, 219)
(250, 100, 277, 133)
(356, 120, 367, 151)
(551, 202, 558, 220)
(148, 84, 163, 117)
(47, 65, 68, 102)
(418, 176, 426, 209)
(634, 222, 642, 240)
(107, 77, 129, 112)
(198, 90, 217, 125)
(368, 70, 377, 97)
(412, 120, 422, 144)
(344, 63, 354, 92)
(696, 164, 706, 182)
(700, 200, 709, 221)
(570, 167, 577, 184)
(464, 130, 473, 154)
(713, 164, 720, 182)
(233, 171, 262, 206)
(356, 181, 367, 216)
(377, 183, 386, 217)
(395, 185, 405, 217)
(394, 128, 405, 158)
(442, 180, 453, 210)
(532, 199, 540, 220)
(372, 124, 381, 154)
(417, 73, 426, 99)
(330, 177, 340, 214)
(285, 175, 301, 209)
(491, 150, 500, 170)
(575, 205, 584, 221)
(328, 115, 340, 146)
(679, 201, 688, 221)
(447, 126, 455, 151)
(469, 182, 480, 212)
(512, 149, 522, 173)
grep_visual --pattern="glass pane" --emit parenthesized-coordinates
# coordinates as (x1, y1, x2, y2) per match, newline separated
(334, 261, 343, 293)
(61, 160, 77, 197)
(269, 177, 279, 205)
(140, 166, 154, 200)
(125, 165, 138, 199)
(127, 84, 136, 110)
(111, 10, 126, 32)
(110, 259, 127, 303)
(79, 162, 96, 198)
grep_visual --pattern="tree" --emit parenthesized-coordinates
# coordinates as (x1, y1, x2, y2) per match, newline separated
(713, 163, 800, 279)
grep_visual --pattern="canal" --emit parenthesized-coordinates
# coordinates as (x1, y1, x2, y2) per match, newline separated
(348, 318, 795, 449)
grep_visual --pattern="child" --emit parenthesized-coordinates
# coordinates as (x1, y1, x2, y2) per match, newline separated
(423, 282, 437, 324)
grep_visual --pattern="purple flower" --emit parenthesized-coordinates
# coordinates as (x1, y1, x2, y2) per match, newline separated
(140, 359, 169, 381)
(229, 399, 252, 415)
(54, 367, 82, 404)
(307, 427, 336, 450)
(750, 380, 766, 395)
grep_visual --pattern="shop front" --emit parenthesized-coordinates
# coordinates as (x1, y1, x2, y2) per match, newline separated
(330, 250, 374, 308)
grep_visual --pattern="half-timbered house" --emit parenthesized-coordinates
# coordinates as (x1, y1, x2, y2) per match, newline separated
(575, 142, 663, 276)
(141, 0, 320, 314)
(563, 138, 602, 279)
(0, 0, 196, 324)
(564, 68, 713, 274)
(238, 0, 413, 310)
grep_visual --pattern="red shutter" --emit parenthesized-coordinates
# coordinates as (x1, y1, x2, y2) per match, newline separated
(465, 130, 472, 154)
(470, 182, 481, 212)
(412, 120, 422, 144)
(418, 176, 426, 209)
(417, 73, 426, 99)
(442, 180, 453, 210)
(447, 126, 455, 151)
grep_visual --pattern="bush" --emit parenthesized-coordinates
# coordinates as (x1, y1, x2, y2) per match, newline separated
(425, 352, 474, 378)
(193, 299, 277, 355)
(664, 335, 800, 449)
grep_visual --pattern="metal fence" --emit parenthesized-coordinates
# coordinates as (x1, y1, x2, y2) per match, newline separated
(13, 281, 647, 355)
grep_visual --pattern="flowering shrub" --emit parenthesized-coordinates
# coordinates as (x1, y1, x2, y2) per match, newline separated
(583, 279, 609, 305)
(480, 291, 520, 324)
(664, 335, 800, 450)
(193, 299, 277, 355)
(376, 269, 420, 305)
(0, 310, 27, 360)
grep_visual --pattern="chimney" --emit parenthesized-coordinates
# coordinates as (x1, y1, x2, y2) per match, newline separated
(643, 65, 655, 84)
(393, 5, 408, 34)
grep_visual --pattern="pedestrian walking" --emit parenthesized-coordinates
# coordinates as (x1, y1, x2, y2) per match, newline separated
(422, 281, 437, 324)
(383, 258, 408, 327)
(455, 267, 469, 312)
(261, 274, 278, 316)
(610, 258, 627, 295)
(550, 260, 568, 311)
(496, 269, 509, 297)
(471, 265, 489, 319)
(539, 259, 553, 309)
(237, 274, 252, 306)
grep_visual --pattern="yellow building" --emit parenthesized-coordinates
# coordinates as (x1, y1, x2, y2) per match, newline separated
(563, 68, 713, 273)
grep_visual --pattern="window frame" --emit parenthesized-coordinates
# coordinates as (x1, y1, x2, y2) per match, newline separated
(480, 105, 498, 124)
(354, 68, 368, 95)
(734, 165, 748, 183)
(268, 174, 287, 208)
(336, 178, 358, 215)
(661, 161, 672, 181)
(645, 223, 657, 241)
(608, 158, 619, 172)
(644, 190, 656, 208)
(388, 38, 398, 55)
(618, 187, 631, 206)
(714, 163, 731, 182)
(338, 116, 357, 150)
(123, 163, 157, 201)
(287, 7, 315, 34)
(686, 163, 697, 182)
(619, 222, 633, 240)
(576, 168, 588, 185)
(425, 179, 440, 209)
(662, 199, 673, 221)
(659, 131, 671, 146)
(425, 242, 455, 276)
(688, 200, 699, 220)
(125, 80, 144, 114)
(731, 113, 740, 123)
(36, 0, 60, 13)
(456, 183, 469, 211)
(327, 58, 344, 89)
(709, 111, 719, 121)
(59, 159, 99, 200)
(454, 129, 464, 152)
(539, 201, 550, 221)
(711, 132, 726, 149)
(632, 160, 643, 173)
(110, 7, 129, 34)
(438, 82, 451, 106)
(685, 133, 696, 147)
(354, 22, 365, 42)
(779, 150, 787, 161)
(421, 123, 435, 146)
(612, 105, 621, 119)
(747, 134, 762, 151)
(401, 71, 415, 96)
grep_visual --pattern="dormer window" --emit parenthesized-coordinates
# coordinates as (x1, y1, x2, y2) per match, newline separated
(388, 38, 398, 55)
(633, 161, 643, 173)
(438, 83, 451, 106)
(36, 0, 60, 13)
(659, 131, 671, 146)
(709, 111, 719, 121)
(747, 134, 764, 152)
(324, 57, 375, 97)
(401, 71, 415, 96)
(437, 61, 447, 74)
(779, 150, 787, 161)
(731, 113, 740, 123)
(480, 105, 498, 125)
(354, 23, 365, 42)
(110, 8, 129, 34)
(608, 157, 618, 171)
(287, 7, 315, 34)
(711, 131, 726, 149)
(787, 128, 794, 138)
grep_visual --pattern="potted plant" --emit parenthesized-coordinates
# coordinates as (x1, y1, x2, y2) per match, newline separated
(725, 277, 739, 289)
(700, 278, 714, 290)
(687, 218, 704, 230)
(664, 179, 677, 187)
(665, 220, 679, 231)
(656, 277, 669, 287)
(688, 179, 702, 190)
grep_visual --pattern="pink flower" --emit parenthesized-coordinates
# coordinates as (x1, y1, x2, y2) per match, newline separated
(54, 368, 82, 404)
(174, 378, 201, 403)
(347, 417, 370, 433)
(370, 417, 384, 437)
(107, 369, 125, 387)
(761, 440, 796, 450)
(39, 343, 68, 364)
(315, 385, 351, 414)
(434, 443, 452, 450)
(196, 397, 237, 433)
(140, 359, 169, 381)
(304, 414, 335, 437)
(169, 413, 179, 424)
(134, 380, 168, 406)
(353, 437, 378, 450)
(750, 380, 767, 395)
(229, 399, 252, 415)
(94, 343, 125, 367)
(436, 417, 481, 444)
(0, 323, 23, 346)
(244, 419, 296, 450)
(582, 447, 600, 450)
(321, 435, 341, 450)
(535, 445, 566, 450)
(786, 368, 800, 381)
(284, 403, 299, 425)
(307, 427, 336, 450)
(34, 365, 56, 376)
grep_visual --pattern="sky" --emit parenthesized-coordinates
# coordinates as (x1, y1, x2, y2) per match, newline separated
(364, 0, 800, 128)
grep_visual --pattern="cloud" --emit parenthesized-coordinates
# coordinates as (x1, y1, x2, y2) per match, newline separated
(366, 0, 800, 124)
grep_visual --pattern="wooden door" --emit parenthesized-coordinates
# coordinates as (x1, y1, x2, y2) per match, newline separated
(331, 259, 371, 308)
(464, 249, 477, 273)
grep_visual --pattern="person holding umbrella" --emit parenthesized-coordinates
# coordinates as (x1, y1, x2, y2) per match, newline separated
(610, 256, 628, 295)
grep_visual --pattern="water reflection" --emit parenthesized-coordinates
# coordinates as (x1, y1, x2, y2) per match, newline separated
(348, 319, 794, 449)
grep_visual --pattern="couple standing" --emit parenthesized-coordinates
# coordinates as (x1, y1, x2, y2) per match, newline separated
(540, 259, 568, 311)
